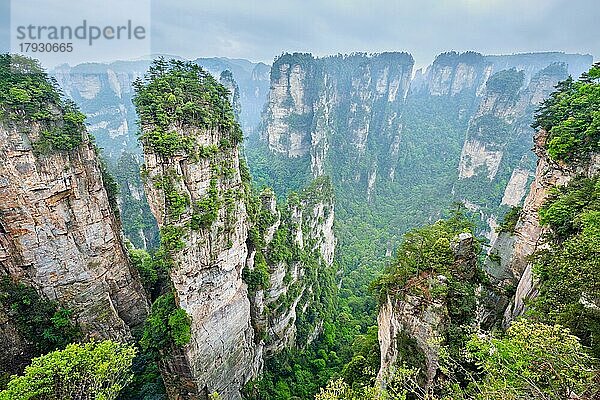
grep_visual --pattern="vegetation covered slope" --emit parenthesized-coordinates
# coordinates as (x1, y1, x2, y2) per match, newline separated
(316, 63, 600, 400)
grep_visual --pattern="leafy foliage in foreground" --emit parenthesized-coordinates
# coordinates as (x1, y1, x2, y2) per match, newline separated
(317, 320, 599, 400)
(0, 277, 80, 355)
(0, 340, 136, 400)
(466, 319, 597, 400)
(496, 206, 522, 234)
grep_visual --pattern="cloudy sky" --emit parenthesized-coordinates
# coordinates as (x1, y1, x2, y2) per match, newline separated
(150, 0, 598, 68)
(1, 0, 597, 68)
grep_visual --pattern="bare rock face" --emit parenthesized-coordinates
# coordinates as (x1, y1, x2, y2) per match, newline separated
(52, 63, 148, 159)
(262, 55, 317, 158)
(377, 233, 476, 386)
(248, 178, 336, 358)
(142, 125, 256, 399)
(0, 122, 149, 340)
(425, 52, 487, 97)
(141, 120, 337, 399)
(455, 61, 577, 242)
(501, 131, 600, 323)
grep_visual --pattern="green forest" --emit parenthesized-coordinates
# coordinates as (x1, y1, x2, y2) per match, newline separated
(0, 50, 598, 400)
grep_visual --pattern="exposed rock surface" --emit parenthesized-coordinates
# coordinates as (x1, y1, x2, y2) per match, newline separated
(499, 131, 600, 323)
(142, 128, 335, 398)
(377, 233, 477, 386)
(0, 121, 149, 349)
(454, 61, 576, 234)
(220, 70, 242, 122)
(261, 52, 413, 176)
(142, 124, 256, 399)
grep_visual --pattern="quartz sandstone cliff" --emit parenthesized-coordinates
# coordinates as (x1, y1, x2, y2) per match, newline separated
(139, 70, 336, 399)
(142, 124, 256, 399)
(0, 118, 149, 372)
(377, 233, 477, 386)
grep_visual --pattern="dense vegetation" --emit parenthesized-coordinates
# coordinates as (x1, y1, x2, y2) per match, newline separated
(0, 277, 80, 356)
(2, 51, 599, 400)
(533, 62, 600, 161)
(242, 178, 348, 400)
(530, 175, 600, 356)
(247, 53, 489, 400)
(0, 54, 86, 153)
(316, 320, 598, 400)
(522, 65, 600, 359)
(0, 341, 136, 400)
(132, 58, 242, 158)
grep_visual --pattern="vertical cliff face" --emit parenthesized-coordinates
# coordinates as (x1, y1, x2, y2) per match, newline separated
(247, 178, 336, 358)
(136, 60, 336, 399)
(113, 152, 159, 250)
(52, 58, 270, 161)
(0, 126, 148, 336)
(262, 54, 317, 158)
(498, 131, 600, 323)
(454, 63, 572, 239)
(424, 52, 488, 97)
(143, 127, 255, 399)
(377, 233, 477, 386)
(52, 61, 150, 159)
(0, 57, 149, 351)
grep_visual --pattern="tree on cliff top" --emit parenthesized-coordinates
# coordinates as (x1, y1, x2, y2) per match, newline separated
(533, 63, 600, 162)
(132, 58, 242, 158)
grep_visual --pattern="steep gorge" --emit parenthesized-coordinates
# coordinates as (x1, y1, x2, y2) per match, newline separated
(250, 51, 592, 272)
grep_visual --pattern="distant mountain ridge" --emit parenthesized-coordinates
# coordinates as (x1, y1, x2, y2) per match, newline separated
(51, 56, 271, 160)
(248, 50, 593, 274)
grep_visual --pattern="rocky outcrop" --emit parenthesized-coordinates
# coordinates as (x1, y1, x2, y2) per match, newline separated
(248, 178, 336, 358)
(500, 131, 600, 323)
(262, 54, 318, 158)
(142, 137, 336, 398)
(113, 152, 159, 250)
(457, 63, 569, 190)
(142, 122, 256, 399)
(377, 233, 477, 386)
(424, 52, 487, 97)
(138, 63, 336, 398)
(220, 70, 242, 122)
(52, 61, 149, 160)
(0, 122, 149, 341)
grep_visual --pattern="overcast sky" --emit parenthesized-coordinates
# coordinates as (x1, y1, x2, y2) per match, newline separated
(151, 0, 598, 68)
(1, 0, 597, 68)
